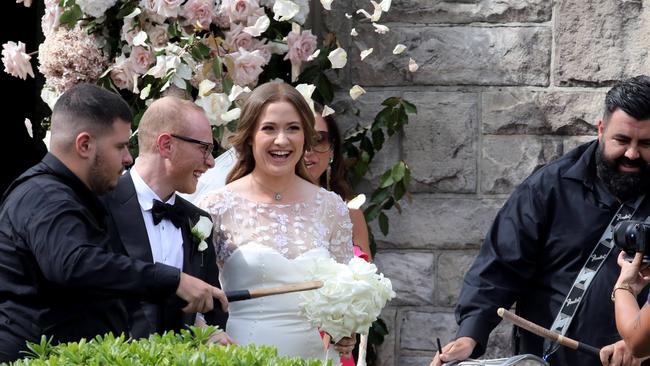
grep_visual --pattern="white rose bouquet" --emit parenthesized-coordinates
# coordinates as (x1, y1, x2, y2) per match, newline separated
(298, 256, 396, 343)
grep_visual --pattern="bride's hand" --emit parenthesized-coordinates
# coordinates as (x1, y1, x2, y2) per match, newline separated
(209, 330, 236, 346)
(334, 335, 356, 357)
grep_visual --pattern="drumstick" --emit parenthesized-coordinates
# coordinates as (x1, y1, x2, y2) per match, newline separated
(225, 280, 323, 302)
(497, 308, 600, 356)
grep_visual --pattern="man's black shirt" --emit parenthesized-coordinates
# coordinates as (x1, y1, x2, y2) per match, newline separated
(0, 153, 180, 362)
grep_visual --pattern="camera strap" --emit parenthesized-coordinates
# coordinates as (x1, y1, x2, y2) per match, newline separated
(542, 194, 646, 358)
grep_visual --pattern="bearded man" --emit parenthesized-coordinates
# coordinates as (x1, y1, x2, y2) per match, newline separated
(432, 75, 650, 366)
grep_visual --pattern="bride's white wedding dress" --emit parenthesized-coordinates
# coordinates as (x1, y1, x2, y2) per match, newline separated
(200, 187, 353, 362)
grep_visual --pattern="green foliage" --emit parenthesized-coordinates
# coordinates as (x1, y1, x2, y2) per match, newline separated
(9, 327, 331, 366)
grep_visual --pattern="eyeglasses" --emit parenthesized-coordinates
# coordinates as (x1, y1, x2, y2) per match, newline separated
(171, 134, 214, 159)
(311, 131, 332, 153)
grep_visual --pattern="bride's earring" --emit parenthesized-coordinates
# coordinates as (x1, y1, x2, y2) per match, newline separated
(326, 156, 333, 190)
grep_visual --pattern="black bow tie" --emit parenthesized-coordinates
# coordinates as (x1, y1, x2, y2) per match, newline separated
(151, 199, 185, 228)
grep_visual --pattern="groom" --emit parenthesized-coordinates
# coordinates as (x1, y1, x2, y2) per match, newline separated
(104, 96, 229, 341)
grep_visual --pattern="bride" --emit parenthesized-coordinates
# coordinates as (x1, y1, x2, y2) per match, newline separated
(199, 82, 355, 362)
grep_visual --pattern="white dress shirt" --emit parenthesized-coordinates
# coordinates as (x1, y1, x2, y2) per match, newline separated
(131, 168, 184, 269)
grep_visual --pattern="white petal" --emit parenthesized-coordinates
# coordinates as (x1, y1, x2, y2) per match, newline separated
(378, 0, 391, 11)
(350, 28, 358, 37)
(356, 8, 372, 19)
(243, 15, 270, 37)
(369, 1, 383, 21)
(360, 48, 373, 61)
(40, 86, 60, 111)
(392, 44, 406, 54)
(320, 0, 333, 10)
(125, 7, 141, 18)
(372, 23, 389, 34)
(349, 85, 366, 100)
(322, 105, 335, 117)
(195, 216, 213, 236)
(228, 85, 251, 102)
(140, 84, 152, 100)
(328, 47, 347, 69)
(198, 241, 208, 251)
(24, 118, 32, 138)
(273, 0, 300, 22)
(408, 58, 419, 72)
(198, 79, 216, 97)
(307, 49, 320, 61)
(347, 194, 366, 209)
(221, 107, 241, 122)
(132, 31, 148, 47)
(345, 13, 352, 19)
(295, 83, 316, 112)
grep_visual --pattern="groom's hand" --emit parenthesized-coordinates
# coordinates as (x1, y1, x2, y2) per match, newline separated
(176, 272, 229, 313)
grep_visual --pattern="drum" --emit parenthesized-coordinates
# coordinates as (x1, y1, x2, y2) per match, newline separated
(444, 354, 548, 366)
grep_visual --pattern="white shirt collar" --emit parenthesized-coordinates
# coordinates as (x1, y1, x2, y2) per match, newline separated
(130, 166, 176, 211)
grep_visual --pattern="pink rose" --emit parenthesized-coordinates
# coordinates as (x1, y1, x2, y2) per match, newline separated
(250, 38, 271, 64)
(284, 30, 317, 66)
(224, 24, 253, 52)
(227, 48, 265, 87)
(41, 1, 62, 36)
(220, 0, 262, 24)
(146, 24, 169, 48)
(110, 56, 135, 91)
(129, 46, 155, 74)
(181, 0, 215, 30)
(2, 41, 34, 80)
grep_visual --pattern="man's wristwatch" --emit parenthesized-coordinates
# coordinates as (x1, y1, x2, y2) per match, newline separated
(611, 283, 634, 302)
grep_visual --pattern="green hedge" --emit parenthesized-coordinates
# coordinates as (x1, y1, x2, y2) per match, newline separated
(8, 326, 330, 366)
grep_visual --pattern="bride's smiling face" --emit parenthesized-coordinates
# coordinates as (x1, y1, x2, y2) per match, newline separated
(251, 101, 305, 177)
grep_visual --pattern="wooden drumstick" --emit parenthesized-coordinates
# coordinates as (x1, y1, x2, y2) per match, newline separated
(225, 280, 324, 302)
(497, 308, 600, 356)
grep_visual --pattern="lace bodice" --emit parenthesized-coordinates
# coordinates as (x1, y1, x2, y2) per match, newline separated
(200, 187, 353, 264)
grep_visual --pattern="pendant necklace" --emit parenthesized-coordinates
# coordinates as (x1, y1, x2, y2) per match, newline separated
(251, 174, 292, 202)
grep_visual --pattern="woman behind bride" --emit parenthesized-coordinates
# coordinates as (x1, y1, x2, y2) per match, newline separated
(199, 82, 355, 362)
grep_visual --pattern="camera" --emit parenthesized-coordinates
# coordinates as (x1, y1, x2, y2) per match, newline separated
(613, 220, 650, 262)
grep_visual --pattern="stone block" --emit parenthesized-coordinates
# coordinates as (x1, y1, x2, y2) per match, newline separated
(375, 307, 398, 366)
(377, 195, 504, 249)
(554, 0, 650, 85)
(349, 25, 551, 87)
(403, 91, 478, 193)
(374, 251, 435, 306)
(361, 0, 552, 24)
(400, 311, 457, 351)
(482, 90, 604, 135)
(437, 251, 479, 307)
(480, 136, 564, 194)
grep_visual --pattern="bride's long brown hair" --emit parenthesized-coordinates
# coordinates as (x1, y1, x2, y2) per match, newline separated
(226, 82, 317, 184)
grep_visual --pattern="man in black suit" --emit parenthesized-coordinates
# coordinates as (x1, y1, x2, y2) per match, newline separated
(104, 96, 230, 343)
(0, 84, 228, 362)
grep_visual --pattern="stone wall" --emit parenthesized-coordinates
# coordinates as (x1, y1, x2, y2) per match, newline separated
(312, 0, 649, 365)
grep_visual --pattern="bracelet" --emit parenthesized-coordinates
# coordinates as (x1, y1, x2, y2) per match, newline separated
(611, 283, 635, 302)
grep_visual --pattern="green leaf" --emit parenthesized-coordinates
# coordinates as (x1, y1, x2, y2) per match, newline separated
(116, 2, 137, 18)
(379, 170, 394, 188)
(59, 4, 83, 27)
(315, 74, 334, 104)
(373, 106, 393, 130)
(402, 99, 417, 114)
(381, 97, 401, 108)
(370, 186, 391, 204)
(394, 180, 406, 201)
(391, 162, 406, 182)
(222, 77, 234, 95)
(212, 56, 223, 78)
(364, 204, 381, 222)
(371, 128, 384, 150)
(378, 212, 389, 236)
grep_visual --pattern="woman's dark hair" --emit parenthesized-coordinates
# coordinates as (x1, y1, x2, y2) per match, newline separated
(314, 103, 354, 201)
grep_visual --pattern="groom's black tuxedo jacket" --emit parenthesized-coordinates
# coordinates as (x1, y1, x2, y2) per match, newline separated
(103, 172, 227, 338)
